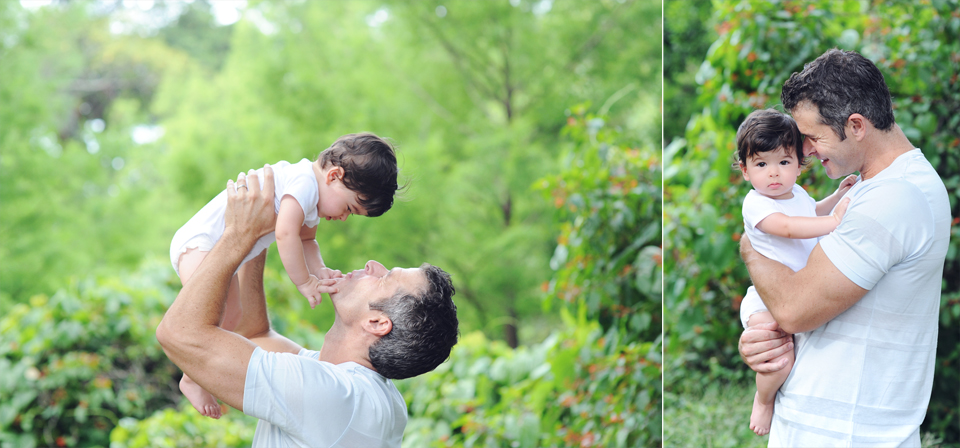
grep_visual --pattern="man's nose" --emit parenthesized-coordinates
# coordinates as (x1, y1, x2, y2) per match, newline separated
(364, 260, 388, 276)
(802, 138, 814, 156)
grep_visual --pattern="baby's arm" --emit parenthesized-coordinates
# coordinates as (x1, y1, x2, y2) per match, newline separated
(757, 197, 850, 239)
(276, 196, 336, 307)
(815, 175, 858, 216)
(299, 224, 324, 273)
(299, 225, 341, 279)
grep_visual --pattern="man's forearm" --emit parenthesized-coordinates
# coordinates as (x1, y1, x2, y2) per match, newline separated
(232, 250, 304, 355)
(742, 237, 868, 333)
(158, 228, 256, 347)
(742, 247, 798, 326)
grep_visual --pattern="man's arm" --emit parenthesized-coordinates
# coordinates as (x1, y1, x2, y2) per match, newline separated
(232, 249, 311, 355)
(156, 168, 277, 412)
(740, 234, 868, 334)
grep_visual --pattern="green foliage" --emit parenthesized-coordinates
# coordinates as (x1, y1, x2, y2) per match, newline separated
(110, 406, 256, 448)
(398, 316, 661, 447)
(0, 262, 179, 448)
(664, 0, 959, 441)
(538, 105, 662, 344)
(663, 0, 716, 144)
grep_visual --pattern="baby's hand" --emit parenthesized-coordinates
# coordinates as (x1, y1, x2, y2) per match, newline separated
(836, 174, 858, 196)
(296, 275, 341, 309)
(315, 267, 343, 281)
(832, 197, 851, 224)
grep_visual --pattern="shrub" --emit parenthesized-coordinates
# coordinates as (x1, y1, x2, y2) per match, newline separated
(0, 262, 180, 448)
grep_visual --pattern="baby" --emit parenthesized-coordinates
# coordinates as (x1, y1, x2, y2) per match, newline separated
(735, 109, 855, 435)
(168, 132, 401, 418)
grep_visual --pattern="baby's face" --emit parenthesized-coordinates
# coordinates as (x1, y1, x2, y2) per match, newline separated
(319, 182, 367, 222)
(740, 147, 802, 200)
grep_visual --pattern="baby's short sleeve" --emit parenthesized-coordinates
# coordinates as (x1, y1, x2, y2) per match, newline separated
(742, 190, 780, 231)
(276, 160, 321, 227)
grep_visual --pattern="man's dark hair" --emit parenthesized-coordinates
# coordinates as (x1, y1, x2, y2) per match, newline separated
(318, 132, 402, 217)
(781, 48, 895, 140)
(368, 263, 459, 380)
(736, 108, 806, 168)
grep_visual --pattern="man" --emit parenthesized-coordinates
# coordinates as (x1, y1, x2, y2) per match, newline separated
(737, 49, 950, 446)
(156, 167, 459, 447)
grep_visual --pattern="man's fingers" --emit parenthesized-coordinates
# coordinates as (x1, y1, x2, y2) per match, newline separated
(226, 179, 237, 198)
(752, 353, 791, 374)
(245, 169, 259, 195)
(260, 164, 275, 198)
(748, 341, 794, 373)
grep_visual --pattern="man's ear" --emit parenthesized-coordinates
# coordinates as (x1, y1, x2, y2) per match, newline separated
(325, 166, 345, 184)
(847, 113, 868, 141)
(362, 313, 393, 337)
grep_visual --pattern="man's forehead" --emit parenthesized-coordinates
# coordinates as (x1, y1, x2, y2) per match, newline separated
(389, 266, 428, 291)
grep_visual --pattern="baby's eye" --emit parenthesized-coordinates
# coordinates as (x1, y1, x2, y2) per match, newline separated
(780, 160, 791, 165)
(756, 162, 766, 167)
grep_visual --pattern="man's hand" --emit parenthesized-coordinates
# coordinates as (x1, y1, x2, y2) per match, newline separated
(225, 165, 276, 242)
(739, 321, 793, 373)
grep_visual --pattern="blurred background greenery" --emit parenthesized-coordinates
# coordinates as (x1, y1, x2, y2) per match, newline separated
(664, 0, 959, 446)
(0, 0, 661, 447)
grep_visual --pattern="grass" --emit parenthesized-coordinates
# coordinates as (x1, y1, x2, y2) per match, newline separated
(664, 381, 951, 448)
(664, 381, 767, 448)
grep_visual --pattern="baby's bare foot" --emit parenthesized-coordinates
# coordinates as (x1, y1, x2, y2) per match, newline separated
(749, 391, 774, 436)
(180, 375, 222, 419)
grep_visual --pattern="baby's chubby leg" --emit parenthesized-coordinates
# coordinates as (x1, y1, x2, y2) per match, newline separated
(746, 311, 795, 437)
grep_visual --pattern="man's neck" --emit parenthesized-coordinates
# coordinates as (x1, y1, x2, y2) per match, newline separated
(318, 321, 376, 371)
(859, 124, 915, 180)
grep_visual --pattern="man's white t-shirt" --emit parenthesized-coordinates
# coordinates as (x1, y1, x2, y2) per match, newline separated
(243, 347, 407, 448)
(169, 159, 321, 276)
(739, 184, 819, 328)
(769, 149, 950, 447)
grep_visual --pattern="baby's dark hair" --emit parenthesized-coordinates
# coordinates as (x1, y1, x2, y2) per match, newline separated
(735, 109, 806, 169)
(318, 132, 402, 217)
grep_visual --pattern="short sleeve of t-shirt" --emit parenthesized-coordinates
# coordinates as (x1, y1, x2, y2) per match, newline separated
(819, 180, 934, 290)
(279, 160, 321, 228)
(742, 191, 779, 231)
(243, 347, 354, 442)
